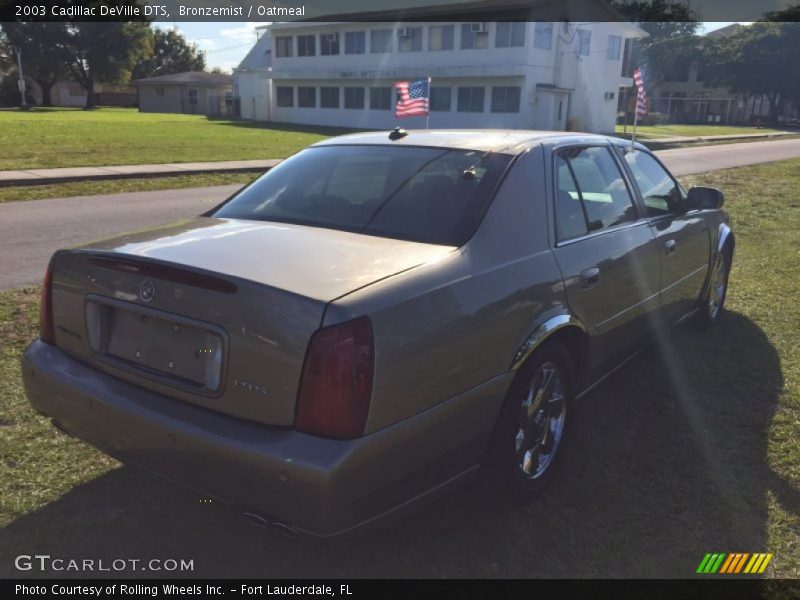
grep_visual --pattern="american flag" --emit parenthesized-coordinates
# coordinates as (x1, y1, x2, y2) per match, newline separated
(633, 65, 648, 119)
(395, 78, 430, 118)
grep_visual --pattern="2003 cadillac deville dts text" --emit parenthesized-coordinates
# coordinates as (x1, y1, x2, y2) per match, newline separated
(22, 130, 734, 536)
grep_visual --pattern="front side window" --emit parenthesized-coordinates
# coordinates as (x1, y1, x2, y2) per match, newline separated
(496, 22, 525, 48)
(320, 86, 340, 108)
(369, 87, 391, 110)
(622, 149, 685, 217)
(212, 146, 513, 246)
(297, 34, 316, 57)
(398, 27, 423, 52)
(276, 86, 293, 107)
(457, 86, 484, 112)
(370, 29, 392, 53)
(320, 32, 340, 55)
(344, 87, 365, 109)
(429, 25, 454, 51)
(534, 22, 552, 50)
(345, 31, 365, 54)
(461, 24, 489, 49)
(430, 87, 452, 111)
(578, 30, 591, 56)
(275, 36, 293, 58)
(491, 86, 521, 113)
(298, 86, 316, 108)
(555, 146, 637, 240)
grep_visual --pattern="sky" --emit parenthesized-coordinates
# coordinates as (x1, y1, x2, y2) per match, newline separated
(160, 21, 748, 72)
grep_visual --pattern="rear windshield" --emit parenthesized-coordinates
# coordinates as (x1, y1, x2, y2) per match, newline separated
(211, 145, 513, 246)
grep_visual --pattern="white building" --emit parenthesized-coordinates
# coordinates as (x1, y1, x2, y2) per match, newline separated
(233, 28, 273, 121)
(236, 20, 645, 134)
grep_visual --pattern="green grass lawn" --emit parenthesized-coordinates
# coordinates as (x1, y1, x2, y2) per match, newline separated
(0, 160, 798, 577)
(0, 172, 256, 204)
(615, 123, 789, 138)
(0, 107, 357, 170)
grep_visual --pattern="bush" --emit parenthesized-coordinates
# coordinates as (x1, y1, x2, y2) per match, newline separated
(642, 112, 668, 126)
(0, 76, 35, 107)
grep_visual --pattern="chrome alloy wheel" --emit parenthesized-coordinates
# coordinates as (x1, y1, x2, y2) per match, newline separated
(515, 361, 566, 479)
(708, 250, 729, 320)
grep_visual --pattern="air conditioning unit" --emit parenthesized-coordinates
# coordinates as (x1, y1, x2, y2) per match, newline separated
(397, 27, 410, 37)
(471, 23, 489, 34)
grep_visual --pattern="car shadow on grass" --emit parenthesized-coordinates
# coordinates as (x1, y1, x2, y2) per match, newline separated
(0, 311, 793, 578)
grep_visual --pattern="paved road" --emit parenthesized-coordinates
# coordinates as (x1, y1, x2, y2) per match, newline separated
(2, 138, 800, 290)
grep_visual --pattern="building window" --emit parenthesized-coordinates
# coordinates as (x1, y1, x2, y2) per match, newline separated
(461, 24, 489, 50)
(320, 32, 340, 55)
(578, 30, 591, 56)
(275, 36, 293, 58)
(297, 34, 316, 57)
(607, 35, 621, 60)
(430, 87, 451, 111)
(491, 86, 521, 113)
(187, 89, 198, 105)
(428, 25, 454, 51)
(457, 86, 484, 112)
(320, 86, 339, 108)
(534, 22, 552, 50)
(344, 86, 365, 109)
(156, 86, 165, 96)
(370, 28, 392, 53)
(345, 31, 365, 54)
(276, 86, 294, 107)
(398, 26, 423, 52)
(298, 86, 316, 108)
(369, 87, 392, 110)
(496, 22, 525, 48)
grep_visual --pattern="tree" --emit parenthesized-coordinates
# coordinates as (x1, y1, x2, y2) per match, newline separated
(132, 28, 205, 80)
(702, 22, 800, 125)
(209, 66, 230, 75)
(60, 21, 151, 108)
(0, 23, 69, 106)
(611, 1, 700, 85)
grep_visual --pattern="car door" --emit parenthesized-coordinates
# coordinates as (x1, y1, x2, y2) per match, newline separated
(550, 145, 662, 371)
(619, 148, 711, 322)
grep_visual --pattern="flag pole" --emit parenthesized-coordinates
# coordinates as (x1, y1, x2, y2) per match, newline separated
(631, 103, 638, 146)
(425, 77, 431, 130)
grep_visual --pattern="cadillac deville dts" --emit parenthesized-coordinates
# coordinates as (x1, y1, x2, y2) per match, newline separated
(22, 130, 734, 536)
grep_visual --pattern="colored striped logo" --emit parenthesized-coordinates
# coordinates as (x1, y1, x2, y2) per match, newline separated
(696, 553, 773, 574)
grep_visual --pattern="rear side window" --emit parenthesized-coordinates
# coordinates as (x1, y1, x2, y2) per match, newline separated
(555, 146, 637, 241)
(213, 145, 513, 246)
(622, 149, 685, 217)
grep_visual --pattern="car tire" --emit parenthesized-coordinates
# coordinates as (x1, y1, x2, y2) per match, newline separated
(695, 243, 732, 329)
(481, 341, 575, 500)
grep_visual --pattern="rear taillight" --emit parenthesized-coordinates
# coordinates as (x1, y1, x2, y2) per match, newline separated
(39, 259, 55, 345)
(295, 316, 374, 439)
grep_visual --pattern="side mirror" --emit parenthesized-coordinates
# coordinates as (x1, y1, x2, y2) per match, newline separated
(686, 186, 725, 210)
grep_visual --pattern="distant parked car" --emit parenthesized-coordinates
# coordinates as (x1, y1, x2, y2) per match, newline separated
(23, 130, 733, 536)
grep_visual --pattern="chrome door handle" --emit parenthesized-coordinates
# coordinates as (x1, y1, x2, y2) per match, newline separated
(665, 239, 677, 255)
(579, 267, 601, 288)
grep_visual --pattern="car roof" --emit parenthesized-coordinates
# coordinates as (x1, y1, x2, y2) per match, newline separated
(311, 129, 646, 155)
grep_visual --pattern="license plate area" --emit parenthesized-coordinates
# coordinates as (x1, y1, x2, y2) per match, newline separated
(85, 295, 226, 396)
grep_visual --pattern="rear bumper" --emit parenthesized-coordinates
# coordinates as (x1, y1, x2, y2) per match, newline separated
(22, 339, 509, 536)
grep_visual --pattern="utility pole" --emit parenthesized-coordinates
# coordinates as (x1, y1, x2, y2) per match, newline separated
(13, 45, 28, 109)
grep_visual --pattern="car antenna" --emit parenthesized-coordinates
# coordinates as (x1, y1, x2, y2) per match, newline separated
(389, 127, 409, 141)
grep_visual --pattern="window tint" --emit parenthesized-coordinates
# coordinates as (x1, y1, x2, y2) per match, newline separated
(491, 86, 521, 113)
(398, 27, 423, 52)
(213, 146, 513, 246)
(623, 149, 685, 216)
(556, 146, 637, 238)
(344, 87, 365, 109)
(457, 86, 484, 112)
(369, 87, 391, 110)
(297, 35, 315, 57)
(275, 36, 292, 58)
(461, 24, 489, 49)
(370, 29, 392, 53)
(555, 155, 588, 241)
